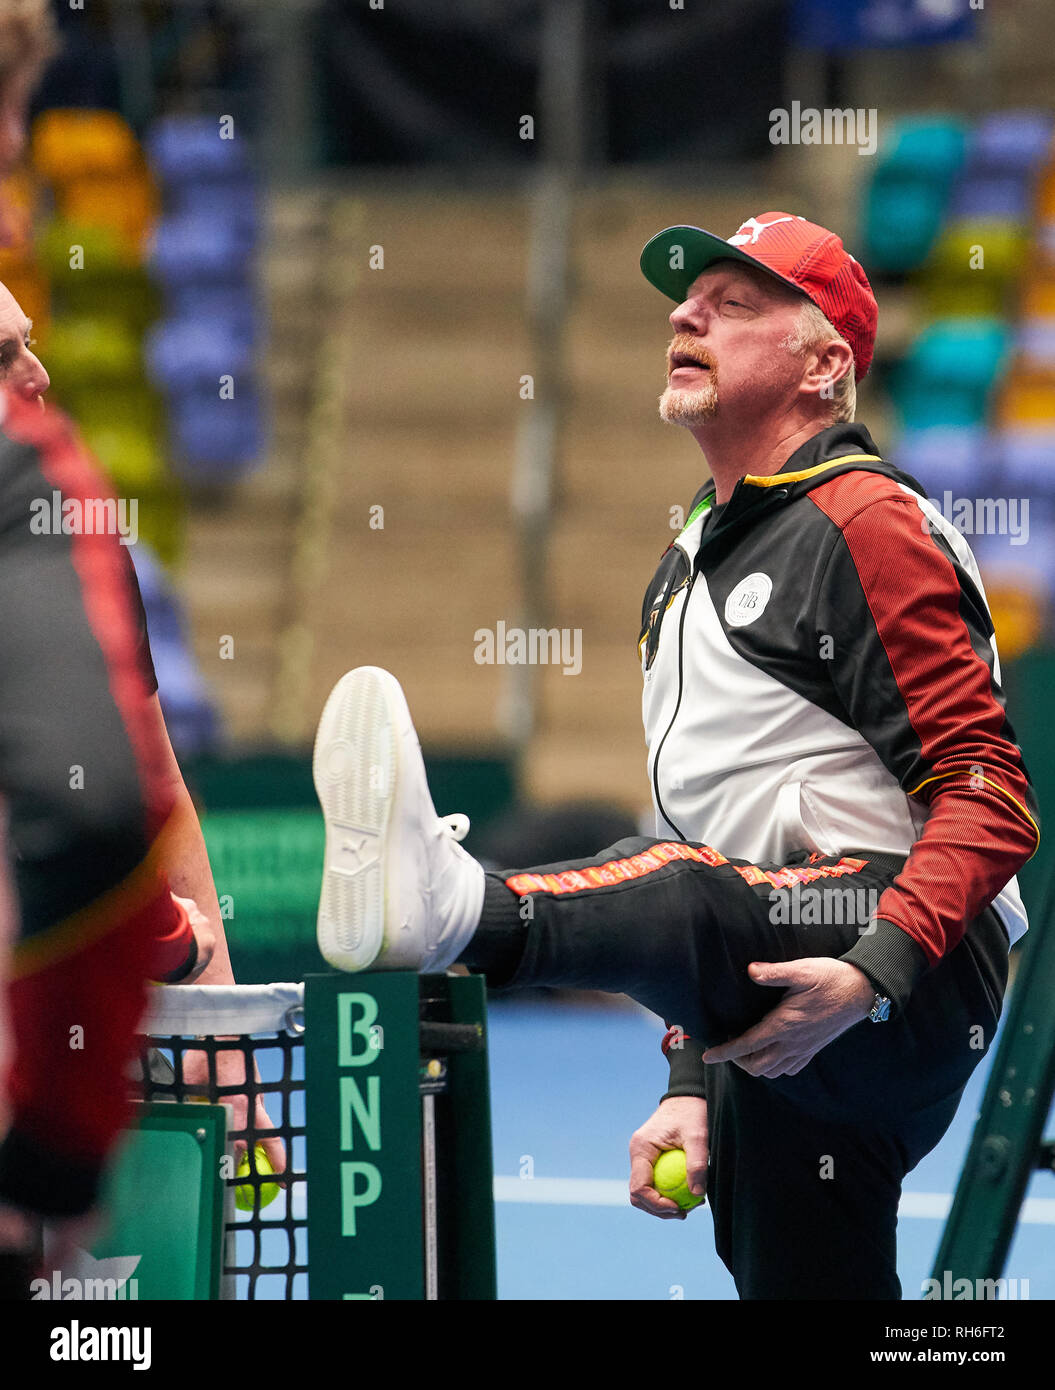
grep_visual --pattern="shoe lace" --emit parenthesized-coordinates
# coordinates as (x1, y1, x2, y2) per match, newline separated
(439, 812, 470, 842)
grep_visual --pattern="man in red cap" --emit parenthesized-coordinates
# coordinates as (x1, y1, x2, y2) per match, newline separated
(309, 212, 1038, 1298)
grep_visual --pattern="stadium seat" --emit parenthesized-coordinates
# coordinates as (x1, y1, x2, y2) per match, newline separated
(863, 182, 950, 274)
(43, 315, 143, 387)
(862, 118, 967, 272)
(997, 369, 1055, 425)
(58, 170, 160, 260)
(130, 543, 221, 756)
(62, 383, 165, 439)
(973, 527, 1055, 599)
(889, 319, 1011, 429)
(172, 178, 260, 248)
(1016, 317, 1055, 369)
(891, 426, 990, 497)
(145, 314, 255, 395)
(0, 255, 50, 346)
(974, 571, 1048, 660)
(31, 109, 140, 183)
(163, 284, 260, 338)
(995, 429, 1055, 499)
(145, 116, 250, 184)
(78, 419, 166, 493)
(966, 110, 1054, 175)
(148, 213, 251, 287)
(920, 220, 1028, 318)
(949, 176, 1034, 222)
(874, 116, 969, 182)
(168, 388, 265, 478)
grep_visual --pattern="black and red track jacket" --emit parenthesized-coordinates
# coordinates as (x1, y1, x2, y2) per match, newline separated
(0, 390, 194, 1218)
(639, 421, 1040, 1015)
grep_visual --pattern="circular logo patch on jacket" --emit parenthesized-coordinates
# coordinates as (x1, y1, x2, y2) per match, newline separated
(725, 572, 773, 627)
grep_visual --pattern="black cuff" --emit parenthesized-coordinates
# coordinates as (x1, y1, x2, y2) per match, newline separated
(840, 917, 930, 1017)
(660, 1035, 709, 1104)
(0, 1126, 104, 1219)
(156, 931, 197, 984)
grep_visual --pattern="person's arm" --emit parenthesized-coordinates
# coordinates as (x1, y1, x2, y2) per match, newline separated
(701, 483, 1040, 1081)
(660, 1024, 708, 1103)
(137, 694, 233, 984)
(136, 694, 285, 1172)
(813, 486, 1040, 1014)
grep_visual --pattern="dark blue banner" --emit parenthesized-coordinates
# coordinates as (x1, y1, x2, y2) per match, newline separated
(793, 0, 976, 50)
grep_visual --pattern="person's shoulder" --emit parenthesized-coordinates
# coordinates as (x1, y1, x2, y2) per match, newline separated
(806, 465, 923, 532)
(0, 389, 111, 495)
(0, 387, 81, 455)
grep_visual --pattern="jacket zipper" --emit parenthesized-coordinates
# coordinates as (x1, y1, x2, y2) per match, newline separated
(651, 550, 694, 841)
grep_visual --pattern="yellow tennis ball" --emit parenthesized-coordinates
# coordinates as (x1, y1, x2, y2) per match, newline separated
(235, 1144, 280, 1211)
(652, 1148, 705, 1211)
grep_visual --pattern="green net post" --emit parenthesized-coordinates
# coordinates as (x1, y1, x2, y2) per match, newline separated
(304, 971, 496, 1300)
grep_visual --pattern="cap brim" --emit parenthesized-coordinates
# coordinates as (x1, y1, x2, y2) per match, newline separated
(640, 225, 805, 304)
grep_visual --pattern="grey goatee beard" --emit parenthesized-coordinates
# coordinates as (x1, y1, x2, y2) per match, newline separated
(659, 374, 718, 425)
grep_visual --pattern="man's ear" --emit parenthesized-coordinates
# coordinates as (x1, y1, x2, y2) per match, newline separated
(801, 339, 854, 401)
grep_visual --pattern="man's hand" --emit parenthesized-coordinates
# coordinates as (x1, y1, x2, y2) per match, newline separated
(171, 894, 215, 983)
(629, 1096, 708, 1221)
(702, 958, 876, 1078)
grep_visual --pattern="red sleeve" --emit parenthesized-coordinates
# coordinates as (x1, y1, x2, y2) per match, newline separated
(811, 476, 1039, 981)
(150, 893, 195, 979)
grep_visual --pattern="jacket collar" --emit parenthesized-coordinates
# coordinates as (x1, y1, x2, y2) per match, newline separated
(688, 421, 928, 567)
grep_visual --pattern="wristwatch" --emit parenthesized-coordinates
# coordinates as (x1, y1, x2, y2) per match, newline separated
(868, 993, 891, 1023)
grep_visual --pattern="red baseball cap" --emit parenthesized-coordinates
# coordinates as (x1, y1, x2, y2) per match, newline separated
(639, 212, 878, 379)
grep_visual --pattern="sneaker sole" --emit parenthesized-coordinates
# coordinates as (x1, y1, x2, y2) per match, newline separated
(312, 666, 411, 972)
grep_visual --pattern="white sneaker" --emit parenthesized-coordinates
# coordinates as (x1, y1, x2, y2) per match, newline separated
(312, 667, 486, 972)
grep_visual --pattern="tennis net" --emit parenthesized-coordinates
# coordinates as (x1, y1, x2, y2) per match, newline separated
(132, 982, 307, 1300)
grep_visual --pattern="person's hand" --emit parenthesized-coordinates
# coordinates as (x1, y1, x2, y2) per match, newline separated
(171, 894, 216, 983)
(702, 958, 875, 1078)
(180, 1046, 287, 1179)
(629, 1096, 708, 1221)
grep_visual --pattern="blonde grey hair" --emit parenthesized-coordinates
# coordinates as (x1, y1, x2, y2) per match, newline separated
(781, 300, 856, 424)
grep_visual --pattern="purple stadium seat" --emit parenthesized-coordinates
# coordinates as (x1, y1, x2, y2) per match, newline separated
(149, 213, 252, 287)
(948, 177, 1032, 222)
(146, 116, 249, 184)
(146, 314, 255, 394)
(169, 389, 265, 478)
(892, 426, 990, 498)
(967, 111, 1054, 173)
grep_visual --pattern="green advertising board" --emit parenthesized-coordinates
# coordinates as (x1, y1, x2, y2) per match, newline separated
(34, 1102, 228, 1302)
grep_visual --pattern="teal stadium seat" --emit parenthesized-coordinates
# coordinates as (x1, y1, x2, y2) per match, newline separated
(862, 118, 968, 273)
(888, 318, 1011, 429)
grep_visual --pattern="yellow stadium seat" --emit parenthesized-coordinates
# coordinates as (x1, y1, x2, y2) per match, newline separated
(922, 282, 1007, 319)
(996, 370, 1055, 425)
(58, 169, 160, 260)
(0, 261, 51, 347)
(1036, 167, 1055, 221)
(1020, 276, 1055, 319)
(981, 580, 1046, 661)
(31, 109, 140, 184)
(79, 419, 165, 494)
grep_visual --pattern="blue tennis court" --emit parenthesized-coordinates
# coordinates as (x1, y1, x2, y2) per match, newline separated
(484, 995, 1054, 1301)
(231, 985, 1053, 1299)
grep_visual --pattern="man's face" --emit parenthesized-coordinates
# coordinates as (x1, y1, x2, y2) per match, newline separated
(0, 283, 48, 404)
(658, 260, 811, 427)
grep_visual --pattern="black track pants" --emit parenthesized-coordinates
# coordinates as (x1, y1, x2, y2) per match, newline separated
(463, 836, 1008, 1299)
